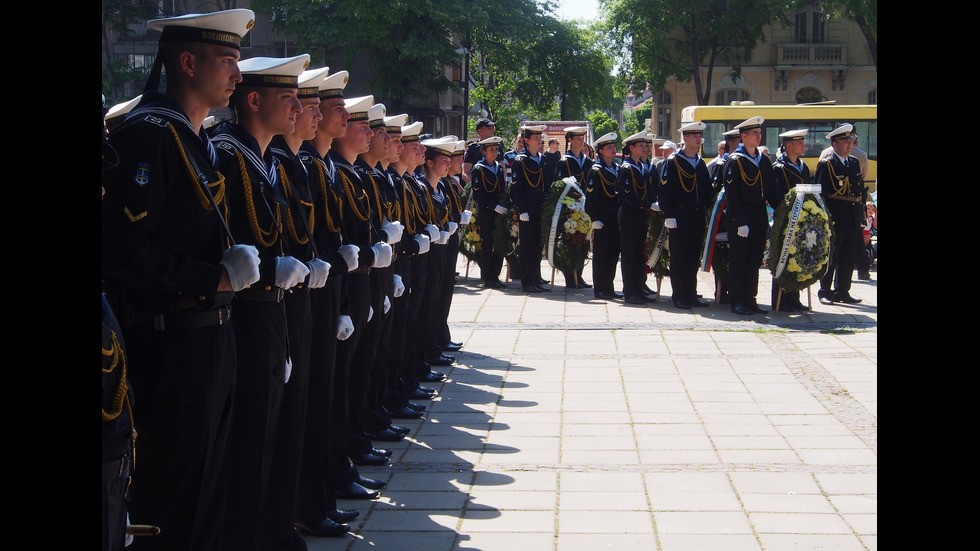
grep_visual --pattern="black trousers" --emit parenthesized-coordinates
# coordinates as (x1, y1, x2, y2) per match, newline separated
(478, 207, 503, 284)
(518, 206, 543, 288)
(821, 217, 863, 295)
(728, 209, 768, 308)
(590, 218, 620, 295)
(297, 277, 342, 524)
(331, 272, 371, 487)
(223, 298, 287, 551)
(125, 319, 236, 551)
(618, 207, 649, 300)
(668, 210, 706, 304)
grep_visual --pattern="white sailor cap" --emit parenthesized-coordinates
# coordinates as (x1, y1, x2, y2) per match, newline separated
(401, 121, 424, 142)
(203, 115, 217, 129)
(643, 133, 656, 143)
(319, 70, 349, 99)
(734, 116, 764, 131)
(679, 122, 707, 135)
(421, 137, 456, 156)
(723, 128, 741, 139)
(384, 114, 409, 134)
(297, 66, 329, 99)
(659, 140, 678, 151)
(623, 130, 647, 145)
(779, 129, 808, 142)
(520, 124, 547, 134)
(148, 8, 255, 49)
(344, 95, 374, 122)
(104, 95, 141, 124)
(452, 140, 466, 155)
(826, 124, 854, 141)
(479, 136, 504, 147)
(564, 126, 588, 136)
(368, 103, 387, 128)
(239, 54, 311, 88)
(593, 132, 617, 148)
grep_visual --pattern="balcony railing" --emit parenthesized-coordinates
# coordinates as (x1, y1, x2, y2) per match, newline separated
(777, 43, 847, 65)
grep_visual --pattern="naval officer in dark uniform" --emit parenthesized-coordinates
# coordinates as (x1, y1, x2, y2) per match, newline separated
(769, 129, 811, 312)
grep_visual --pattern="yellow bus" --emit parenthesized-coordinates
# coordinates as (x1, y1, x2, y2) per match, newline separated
(681, 102, 877, 190)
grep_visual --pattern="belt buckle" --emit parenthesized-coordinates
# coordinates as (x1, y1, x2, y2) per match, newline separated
(218, 306, 231, 325)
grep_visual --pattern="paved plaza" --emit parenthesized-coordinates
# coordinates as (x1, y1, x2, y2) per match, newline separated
(305, 259, 877, 551)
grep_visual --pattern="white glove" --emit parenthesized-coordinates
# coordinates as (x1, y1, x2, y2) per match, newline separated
(494, 204, 508, 215)
(651, 202, 662, 212)
(284, 356, 292, 383)
(220, 244, 261, 291)
(737, 225, 750, 238)
(414, 233, 431, 254)
(339, 244, 360, 272)
(383, 295, 391, 314)
(519, 212, 530, 222)
(448, 221, 458, 235)
(424, 224, 440, 242)
(459, 210, 472, 225)
(371, 242, 393, 268)
(306, 258, 330, 289)
(392, 273, 405, 298)
(665, 218, 677, 229)
(438, 230, 451, 244)
(591, 220, 604, 230)
(337, 315, 354, 340)
(381, 220, 404, 244)
(275, 256, 310, 290)
(367, 305, 374, 322)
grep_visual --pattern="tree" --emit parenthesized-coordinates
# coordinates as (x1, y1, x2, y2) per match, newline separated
(602, 0, 785, 105)
(819, 0, 876, 68)
(621, 99, 651, 136)
(585, 110, 621, 148)
(102, 0, 149, 100)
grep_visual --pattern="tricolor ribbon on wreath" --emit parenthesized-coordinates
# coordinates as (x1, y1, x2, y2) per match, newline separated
(701, 188, 728, 272)
(772, 183, 829, 278)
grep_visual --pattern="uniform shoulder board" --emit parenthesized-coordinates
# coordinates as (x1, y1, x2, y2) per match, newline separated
(143, 114, 167, 128)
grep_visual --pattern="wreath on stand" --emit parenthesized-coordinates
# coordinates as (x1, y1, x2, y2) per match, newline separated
(766, 184, 832, 292)
(541, 177, 591, 281)
(644, 209, 670, 279)
(458, 184, 481, 264)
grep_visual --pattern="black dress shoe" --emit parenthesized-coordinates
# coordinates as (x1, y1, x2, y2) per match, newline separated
(441, 342, 463, 351)
(731, 304, 754, 315)
(326, 509, 360, 524)
(406, 401, 426, 412)
(420, 371, 446, 382)
(835, 292, 862, 304)
(523, 285, 544, 293)
(751, 304, 769, 314)
(579, 280, 593, 289)
(427, 355, 454, 366)
(486, 279, 506, 288)
(351, 452, 388, 466)
(626, 295, 646, 305)
(335, 482, 379, 500)
(296, 518, 350, 537)
(371, 447, 393, 457)
(642, 284, 656, 295)
(390, 405, 424, 419)
(538, 277, 548, 285)
(595, 291, 616, 300)
(368, 427, 405, 442)
(407, 387, 435, 400)
(674, 300, 692, 309)
(691, 298, 710, 307)
(390, 425, 411, 435)
(818, 295, 835, 305)
(356, 474, 387, 490)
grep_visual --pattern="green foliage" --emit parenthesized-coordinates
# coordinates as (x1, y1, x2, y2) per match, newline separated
(602, 0, 786, 105)
(622, 99, 652, 136)
(585, 110, 620, 147)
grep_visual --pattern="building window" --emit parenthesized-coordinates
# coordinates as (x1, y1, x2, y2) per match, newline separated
(655, 91, 672, 137)
(795, 87, 824, 104)
(793, 3, 827, 43)
(867, 90, 877, 104)
(715, 89, 749, 105)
